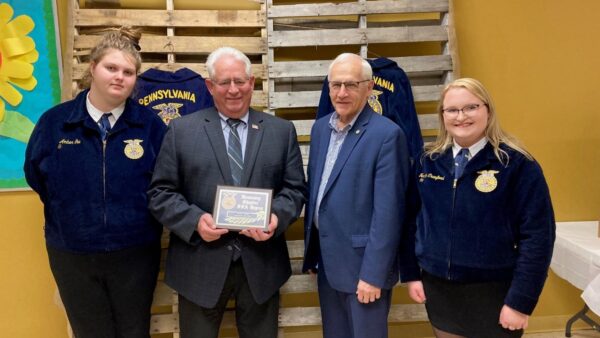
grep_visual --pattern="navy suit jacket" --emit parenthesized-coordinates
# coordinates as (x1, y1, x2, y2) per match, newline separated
(303, 106, 410, 293)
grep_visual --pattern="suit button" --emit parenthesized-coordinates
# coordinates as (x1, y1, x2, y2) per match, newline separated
(227, 246, 233, 251)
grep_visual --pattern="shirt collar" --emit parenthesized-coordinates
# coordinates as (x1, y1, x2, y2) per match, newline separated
(328, 110, 361, 133)
(219, 111, 249, 126)
(452, 137, 488, 159)
(86, 92, 125, 123)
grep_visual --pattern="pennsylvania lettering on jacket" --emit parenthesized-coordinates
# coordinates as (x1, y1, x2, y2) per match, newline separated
(134, 67, 214, 125)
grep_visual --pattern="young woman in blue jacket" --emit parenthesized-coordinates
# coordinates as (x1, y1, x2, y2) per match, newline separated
(24, 27, 166, 338)
(400, 78, 555, 338)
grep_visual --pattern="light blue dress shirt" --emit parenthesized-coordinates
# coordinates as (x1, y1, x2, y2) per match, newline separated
(314, 111, 362, 228)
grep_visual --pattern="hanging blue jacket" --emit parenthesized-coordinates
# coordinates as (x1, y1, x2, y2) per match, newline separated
(317, 57, 423, 160)
(24, 89, 167, 253)
(399, 143, 555, 315)
(134, 67, 214, 125)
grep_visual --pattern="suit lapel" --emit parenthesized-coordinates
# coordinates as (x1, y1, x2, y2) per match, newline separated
(322, 107, 372, 196)
(309, 118, 332, 209)
(203, 107, 234, 185)
(241, 109, 264, 186)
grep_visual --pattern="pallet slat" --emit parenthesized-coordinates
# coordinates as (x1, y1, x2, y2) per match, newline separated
(152, 281, 176, 307)
(74, 35, 266, 55)
(278, 304, 427, 327)
(269, 26, 448, 48)
(270, 55, 452, 79)
(75, 9, 265, 27)
(268, 0, 448, 18)
(270, 85, 442, 109)
(281, 274, 317, 294)
(287, 239, 305, 259)
(71, 63, 267, 80)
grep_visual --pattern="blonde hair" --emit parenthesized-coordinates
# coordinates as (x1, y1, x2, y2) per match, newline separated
(80, 26, 142, 89)
(425, 78, 532, 165)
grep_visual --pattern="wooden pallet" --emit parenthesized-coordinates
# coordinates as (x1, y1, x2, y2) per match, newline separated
(265, 0, 459, 140)
(62, 0, 268, 108)
(150, 239, 428, 336)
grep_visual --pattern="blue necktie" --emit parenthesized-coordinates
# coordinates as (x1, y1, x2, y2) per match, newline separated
(99, 113, 112, 141)
(227, 119, 244, 186)
(454, 148, 469, 179)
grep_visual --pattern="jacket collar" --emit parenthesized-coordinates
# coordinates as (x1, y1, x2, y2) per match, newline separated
(202, 107, 265, 186)
(64, 89, 145, 131)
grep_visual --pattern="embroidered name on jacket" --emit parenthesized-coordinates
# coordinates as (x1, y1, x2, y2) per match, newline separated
(419, 173, 445, 182)
(57, 138, 81, 149)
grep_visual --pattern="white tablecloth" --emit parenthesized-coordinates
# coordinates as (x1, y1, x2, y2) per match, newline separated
(550, 221, 600, 314)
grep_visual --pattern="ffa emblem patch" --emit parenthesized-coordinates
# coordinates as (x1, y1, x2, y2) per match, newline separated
(475, 170, 499, 193)
(368, 90, 383, 115)
(221, 193, 237, 209)
(153, 103, 184, 125)
(123, 139, 144, 160)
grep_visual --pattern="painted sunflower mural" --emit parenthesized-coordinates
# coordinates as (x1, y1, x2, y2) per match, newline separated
(0, 0, 61, 189)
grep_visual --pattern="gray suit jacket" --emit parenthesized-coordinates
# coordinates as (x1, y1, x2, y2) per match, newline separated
(148, 107, 306, 307)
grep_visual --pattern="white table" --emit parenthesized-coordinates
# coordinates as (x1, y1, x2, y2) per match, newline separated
(550, 221, 600, 336)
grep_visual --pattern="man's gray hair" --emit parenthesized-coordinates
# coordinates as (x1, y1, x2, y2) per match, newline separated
(327, 53, 372, 80)
(206, 47, 252, 79)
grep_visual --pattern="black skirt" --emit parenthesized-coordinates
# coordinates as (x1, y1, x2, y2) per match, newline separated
(421, 270, 524, 338)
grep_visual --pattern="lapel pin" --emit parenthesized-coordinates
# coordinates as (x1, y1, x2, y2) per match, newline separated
(355, 129, 360, 134)
(252, 124, 259, 129)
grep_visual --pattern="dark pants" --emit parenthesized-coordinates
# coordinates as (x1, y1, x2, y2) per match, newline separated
(47, 243, 161, 338)
(179, 259, 279, 338)
(318, 268, 392, 338)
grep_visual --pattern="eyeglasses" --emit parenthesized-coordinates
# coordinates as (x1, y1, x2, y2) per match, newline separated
(442, 103, 484, 116)
(212, 78, 250, 88)
(328, 80, 371, 92)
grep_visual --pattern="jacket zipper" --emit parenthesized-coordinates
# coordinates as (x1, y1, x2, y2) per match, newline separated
(447, 178, 458, 279)
(102, 138, 108, 244)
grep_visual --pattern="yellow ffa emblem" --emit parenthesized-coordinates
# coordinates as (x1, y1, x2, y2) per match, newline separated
(123, 139, 144, 160)
(153, 103, 183, 125)
(367, 90, 383, 115)
(221, 193, 237, 209)
(475, 170, 499, 193)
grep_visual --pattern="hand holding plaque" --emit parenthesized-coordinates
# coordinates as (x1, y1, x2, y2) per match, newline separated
(213, 186, 273, 231)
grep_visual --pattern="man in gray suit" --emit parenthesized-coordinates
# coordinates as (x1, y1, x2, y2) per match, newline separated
(148, 47, 306, 338)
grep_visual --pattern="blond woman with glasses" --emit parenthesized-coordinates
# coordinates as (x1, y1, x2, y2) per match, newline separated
(399, 78, 555, 338)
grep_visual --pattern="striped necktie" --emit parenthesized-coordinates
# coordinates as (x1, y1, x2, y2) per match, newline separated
(227, 119, 244, 186)
(99, 113, 112, 141)
(454, 148, 470, 179)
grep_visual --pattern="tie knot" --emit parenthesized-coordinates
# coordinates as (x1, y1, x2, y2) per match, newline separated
(227, 118, 242, 129)
(458, 148, 469, 158)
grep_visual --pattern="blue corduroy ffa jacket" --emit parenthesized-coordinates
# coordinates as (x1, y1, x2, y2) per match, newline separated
(399, 142, 555, 315)
(25, 89, 167, 253)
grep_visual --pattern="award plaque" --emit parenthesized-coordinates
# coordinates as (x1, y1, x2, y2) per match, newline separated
(213, 185, 272, 231)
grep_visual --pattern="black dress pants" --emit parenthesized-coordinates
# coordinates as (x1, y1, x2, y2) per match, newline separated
(47, 243, 161, 338)
(179, 259, 279, 338)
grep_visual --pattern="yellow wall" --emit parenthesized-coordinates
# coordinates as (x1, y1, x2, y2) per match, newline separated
(2, 0, 598, 337)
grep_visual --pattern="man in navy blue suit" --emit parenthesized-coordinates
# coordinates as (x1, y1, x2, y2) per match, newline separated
(303, 53, 410, 338)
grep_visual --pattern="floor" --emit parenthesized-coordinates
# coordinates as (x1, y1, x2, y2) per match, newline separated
(524, 329, 599, 337)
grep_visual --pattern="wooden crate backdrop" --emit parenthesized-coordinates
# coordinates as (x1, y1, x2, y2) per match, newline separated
(61, 0, 268, 108)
